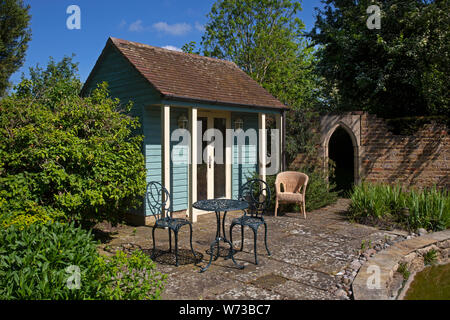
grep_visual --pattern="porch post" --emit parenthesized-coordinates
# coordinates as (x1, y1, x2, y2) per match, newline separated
(162, 105, 171, 218)
(225, 116, 232, 198)
(258, 113, 267, 183)
(188, 107, 198, 223)
(276, 113, 283, 173)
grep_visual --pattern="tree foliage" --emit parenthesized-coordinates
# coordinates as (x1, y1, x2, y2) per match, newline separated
(0, 57, 147, 228)
(201, 0, 324, 164)
(0, 0, 31, 97)
(181, 41, 199, 54)
(309, 0, 450, 118)
(201, 0, 304, 85)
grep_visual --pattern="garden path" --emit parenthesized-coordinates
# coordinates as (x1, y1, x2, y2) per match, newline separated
(96, 199, 400, 300)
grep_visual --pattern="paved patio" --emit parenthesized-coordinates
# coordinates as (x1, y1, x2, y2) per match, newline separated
(97, 199, 398, 300)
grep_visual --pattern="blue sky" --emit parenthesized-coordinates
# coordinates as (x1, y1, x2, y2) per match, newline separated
(11, 0, 324, 86)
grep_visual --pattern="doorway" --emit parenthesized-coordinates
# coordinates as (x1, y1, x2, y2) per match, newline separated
(328, 126, 355, 196)
(197, 111, 231, 201)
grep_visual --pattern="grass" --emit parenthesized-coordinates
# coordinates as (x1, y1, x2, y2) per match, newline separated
(397, 262, 411, 281)
(423, 249, 438, 266)
(348, 183, 450, 231)
(360, 239, 372, 251)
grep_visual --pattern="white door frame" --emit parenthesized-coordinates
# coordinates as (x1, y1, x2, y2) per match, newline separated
(197, 110, 232, 201)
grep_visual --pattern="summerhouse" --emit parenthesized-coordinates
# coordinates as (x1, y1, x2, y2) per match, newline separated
(82, 37, 288, 224)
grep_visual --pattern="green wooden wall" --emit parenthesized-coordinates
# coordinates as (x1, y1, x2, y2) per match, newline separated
(231, 112, 259, 199)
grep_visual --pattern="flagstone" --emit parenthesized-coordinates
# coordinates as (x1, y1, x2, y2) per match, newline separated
(95, 198, 399, 300)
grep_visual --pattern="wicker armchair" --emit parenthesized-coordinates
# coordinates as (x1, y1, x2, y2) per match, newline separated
(274, 172, 309, 218)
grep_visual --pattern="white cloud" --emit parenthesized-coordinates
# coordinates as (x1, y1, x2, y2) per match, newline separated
(118, 19, 127, 29)
(162, 45, 182, 52)
(153, 22, 192, 36)
(127, 20, 194, 36)
(194, 22, 205, 32)
(129, 20, 146, 32)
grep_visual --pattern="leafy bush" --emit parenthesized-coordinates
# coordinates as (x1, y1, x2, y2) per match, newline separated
(349, 183, 450, 231)
(303, 167, 338, 212)
(0, 57, 146, 228)
(0, 222, 101, 299)
(0, 222, 166, 300)
(386, 116, 450, 136)
(98, 250, 167, 300)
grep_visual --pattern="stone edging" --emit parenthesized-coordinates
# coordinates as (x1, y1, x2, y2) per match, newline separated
(352, 229, 450, 300)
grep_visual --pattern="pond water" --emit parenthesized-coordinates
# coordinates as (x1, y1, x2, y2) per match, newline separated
(404, 263, 450, 300)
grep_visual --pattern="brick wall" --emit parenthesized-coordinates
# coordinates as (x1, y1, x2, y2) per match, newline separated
(360, 113, 449, 189)
(296, 112, 449, 189)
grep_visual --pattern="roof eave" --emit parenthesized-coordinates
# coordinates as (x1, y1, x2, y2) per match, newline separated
(162, 93, 290, 111)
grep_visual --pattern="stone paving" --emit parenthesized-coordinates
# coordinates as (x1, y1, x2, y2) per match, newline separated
(96, 198, 400, 300)
(353, 229, 450, 300)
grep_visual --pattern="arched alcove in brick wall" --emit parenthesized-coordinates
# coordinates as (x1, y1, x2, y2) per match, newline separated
(328, 127, 355, 193)
(320, 112, 363, 188)
(317, 112, 449, 190)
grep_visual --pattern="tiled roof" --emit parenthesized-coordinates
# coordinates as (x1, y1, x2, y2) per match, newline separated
(108, 37, 288, 110)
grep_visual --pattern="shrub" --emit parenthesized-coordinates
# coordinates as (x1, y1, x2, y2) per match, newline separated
(303, 167, 338, 211)
(386, 116, 450, 136)
(0, 57, 146, 228)
(0, 222, 101, 299)
(0, 222, 166, 300)
(98, 250, 167, 300)
(348, 183, 450, 231)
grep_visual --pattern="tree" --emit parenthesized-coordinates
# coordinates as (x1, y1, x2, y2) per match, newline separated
(309, 0, 449, 119)
(181, 41, 199, 54)
(201, 0, 325, 163)
(194, 0, 337, 207)
(0, 57, 147, 228)
(0, 0, 31, 97)
(201, 0, 304, 85)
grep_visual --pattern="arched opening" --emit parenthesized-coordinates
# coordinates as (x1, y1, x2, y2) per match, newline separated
(328, 126, 355, 196)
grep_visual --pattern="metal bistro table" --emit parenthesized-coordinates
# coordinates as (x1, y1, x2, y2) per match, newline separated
(193, 199, 248, 273)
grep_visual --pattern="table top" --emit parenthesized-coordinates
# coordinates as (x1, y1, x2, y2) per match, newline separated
(193, 199, 248, 212)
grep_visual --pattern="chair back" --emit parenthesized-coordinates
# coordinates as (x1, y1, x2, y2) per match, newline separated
(239, 179, 271, 218)
(146, 181, 171, 217)
(275, 171, 308, 195)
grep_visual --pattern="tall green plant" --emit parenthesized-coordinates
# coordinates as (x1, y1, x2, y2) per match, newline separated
(309, 0, 450, 118)
(199, 0, 324, 165)
(0, 222, 100, 299)
(0, 0, 31, 96)
(0, 222, 166, 300)
(201, 0, 304, 86)
(0, 57, 147, 228)
(349, 183, 450, 231)
(407, 186, 450, 231)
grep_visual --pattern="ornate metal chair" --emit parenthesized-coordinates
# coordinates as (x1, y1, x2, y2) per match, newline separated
(229, 179, 271, 265)
(147, 181, 197, 266)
